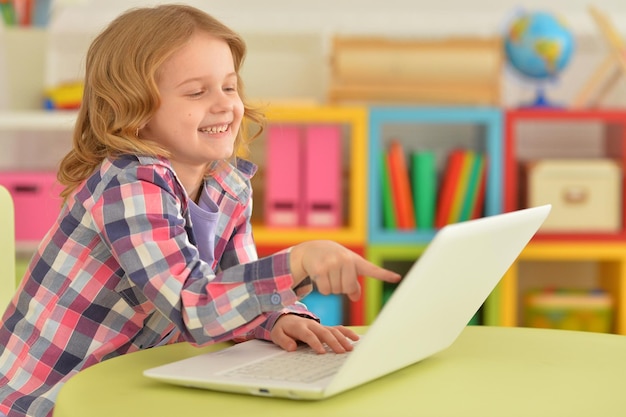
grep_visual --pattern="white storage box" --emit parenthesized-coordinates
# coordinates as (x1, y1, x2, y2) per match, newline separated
(527, 159, 622, 232)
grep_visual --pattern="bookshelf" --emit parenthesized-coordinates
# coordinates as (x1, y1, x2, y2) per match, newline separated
(249, 104, 369, 325)
(495, 108, 626, 335)
(364, 106, 503, 324)
(6, 106, 626, 334)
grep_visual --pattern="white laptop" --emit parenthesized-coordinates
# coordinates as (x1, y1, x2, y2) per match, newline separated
(144, 205, 551, 400)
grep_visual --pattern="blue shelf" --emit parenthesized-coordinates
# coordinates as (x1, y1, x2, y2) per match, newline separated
(368, 106, 504, 244)
(301, 291, 344, 326)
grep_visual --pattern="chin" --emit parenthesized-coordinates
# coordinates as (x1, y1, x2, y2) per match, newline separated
(212, 151, 235, 161)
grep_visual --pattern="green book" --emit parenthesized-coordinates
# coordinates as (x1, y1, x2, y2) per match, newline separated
(411, 150, 436, 230)
(380, 153, 396, 229)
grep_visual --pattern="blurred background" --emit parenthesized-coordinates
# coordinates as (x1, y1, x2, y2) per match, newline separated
(2, 0, 625, 109)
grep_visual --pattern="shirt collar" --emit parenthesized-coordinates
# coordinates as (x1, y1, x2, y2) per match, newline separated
(208, 158, 257, 204)
(132, 155, 257, 204)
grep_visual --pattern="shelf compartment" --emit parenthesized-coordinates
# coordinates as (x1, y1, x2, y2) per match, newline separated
(365, 244, 427, 323)
(366, 244, 484, 325)
(250, 104, 367, 247)
(490, 241, 626, 335)
(368, 106, 503, 244)
(504, 109, 626, 241)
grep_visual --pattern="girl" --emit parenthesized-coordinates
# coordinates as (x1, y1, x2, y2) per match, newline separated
(0, 4, 400, 417)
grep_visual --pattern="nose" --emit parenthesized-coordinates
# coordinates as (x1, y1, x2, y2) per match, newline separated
(209, 90, 234, 113)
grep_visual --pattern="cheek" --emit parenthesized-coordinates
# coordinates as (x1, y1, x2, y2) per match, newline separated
(235, 101, 245, 123)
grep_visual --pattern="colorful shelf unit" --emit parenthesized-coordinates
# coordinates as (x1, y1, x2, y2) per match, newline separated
(366, 244, 484, 326)
(0, 111, 75, 276)
(256, 244, 367, 326)
(251, 104, 367, 247)
(504, 109, 626, 241)
(300, 291, 344, 326)
(365, 245, 427, 323)
(489, 242, 626, 335)
(368, 106, 503, 244)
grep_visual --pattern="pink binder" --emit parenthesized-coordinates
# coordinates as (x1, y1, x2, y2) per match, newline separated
(303, 125, 342, 227)
(264, 125, 302, 226)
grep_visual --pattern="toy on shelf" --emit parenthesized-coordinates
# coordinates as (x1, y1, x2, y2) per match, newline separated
(504, 10, 575, 108)
(572, 6, 626, 108)
(524, 289, 613, 333)
(43, 81, 83, 110)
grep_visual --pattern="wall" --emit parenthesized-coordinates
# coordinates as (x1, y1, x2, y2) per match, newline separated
(3, 0, 626, 109)
(51, 0, 626, 36)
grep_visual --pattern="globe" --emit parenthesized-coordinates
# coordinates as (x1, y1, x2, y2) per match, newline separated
(504, 11, 575, 106)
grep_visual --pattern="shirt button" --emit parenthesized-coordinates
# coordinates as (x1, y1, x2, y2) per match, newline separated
(270, 293, 281, 305)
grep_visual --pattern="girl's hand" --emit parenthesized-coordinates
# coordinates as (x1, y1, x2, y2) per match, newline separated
(271, 314, 359, 354)
(289, 240, 401, 302)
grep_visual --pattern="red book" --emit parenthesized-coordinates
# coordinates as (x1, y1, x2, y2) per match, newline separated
(387, 140, 416, 230)
(435, 149, 465, 228)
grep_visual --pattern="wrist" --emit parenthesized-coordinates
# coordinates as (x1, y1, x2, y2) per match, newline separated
(288, 243, 307, 285)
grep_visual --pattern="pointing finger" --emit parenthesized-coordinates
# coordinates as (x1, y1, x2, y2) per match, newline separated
(356, 258, 401, 283)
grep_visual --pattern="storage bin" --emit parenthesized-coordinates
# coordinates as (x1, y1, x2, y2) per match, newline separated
(0, 171, 63, 242)
(527, 159, 621, 232)
(524, 289, 613, 333)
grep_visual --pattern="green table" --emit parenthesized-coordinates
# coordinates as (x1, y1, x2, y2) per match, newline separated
(54, 326, 626, 417)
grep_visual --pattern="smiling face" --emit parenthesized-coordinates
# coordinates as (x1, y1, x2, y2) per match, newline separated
(140, 30, 244, 184)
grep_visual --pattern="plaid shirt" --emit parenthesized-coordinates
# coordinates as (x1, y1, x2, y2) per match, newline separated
(0, 155, 314, 417)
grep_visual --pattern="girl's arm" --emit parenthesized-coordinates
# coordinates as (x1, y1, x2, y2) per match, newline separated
(92, 164, 303, 347)
(218, 187, 319, 343)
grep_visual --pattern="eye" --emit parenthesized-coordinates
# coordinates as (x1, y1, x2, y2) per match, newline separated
(187, 90, 205, 98)
(223, 85, 238, 93)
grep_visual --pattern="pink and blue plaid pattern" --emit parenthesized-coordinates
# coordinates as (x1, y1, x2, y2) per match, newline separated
(0, 155, 314, 417)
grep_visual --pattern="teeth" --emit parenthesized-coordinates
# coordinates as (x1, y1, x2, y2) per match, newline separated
(200, 124, 229, 134)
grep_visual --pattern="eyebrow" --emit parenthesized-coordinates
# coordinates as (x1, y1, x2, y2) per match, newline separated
(176, 72, 238, 88)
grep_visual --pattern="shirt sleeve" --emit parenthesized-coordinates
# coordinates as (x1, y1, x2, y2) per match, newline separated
(218, 178, 319, 342)
(90, 164, 302, 346)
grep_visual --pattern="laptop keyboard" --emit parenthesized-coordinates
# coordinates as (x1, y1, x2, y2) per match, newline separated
(221, 344, 352, 383)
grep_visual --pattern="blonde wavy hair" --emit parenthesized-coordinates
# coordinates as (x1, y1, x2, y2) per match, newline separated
(58, 4, 264, 200)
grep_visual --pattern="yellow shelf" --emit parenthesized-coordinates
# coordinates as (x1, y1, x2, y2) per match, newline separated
(252, 225, 364, 247)
(491, 241, 626, 335)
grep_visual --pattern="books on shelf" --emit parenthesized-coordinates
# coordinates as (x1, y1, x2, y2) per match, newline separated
(461, 153, 487, 222)
(471, 159, 487, 220)
(387, 140, 416, 230)
(437, 149, 487, 227)
(435, 149, 465, 228)
(448, 150, 476, 224)
(381, 144, 486, 231)
(411, 150, 436, 230)
(380, 153, 396, 229)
